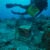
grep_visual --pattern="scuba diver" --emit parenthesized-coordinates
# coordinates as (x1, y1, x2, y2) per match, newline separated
(6, 0, 48, 17)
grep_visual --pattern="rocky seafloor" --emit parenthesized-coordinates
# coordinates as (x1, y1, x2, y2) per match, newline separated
(0, 15, 50, 50)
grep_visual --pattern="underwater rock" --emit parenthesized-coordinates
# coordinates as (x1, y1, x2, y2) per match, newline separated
(0, 14, 50, 49)
(0, 19, 16, 48)
(42, 20, 50, 31)
(15, 22, 33, 44)
(19, 24, 32, 30)
(39, 19, 50, 50)
(6, 23, 15, 30)
(0, 19, 2, 23)
(18, 24, 32, 38)
(41, 30, 50, 50)
(18, 28, 31, 38)
(5, 18, 16, 30)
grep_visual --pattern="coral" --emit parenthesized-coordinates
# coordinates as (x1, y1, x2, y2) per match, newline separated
(0, 15, 50, 50)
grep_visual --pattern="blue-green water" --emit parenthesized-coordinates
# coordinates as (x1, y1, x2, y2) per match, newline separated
(0, 0, 50, 50)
